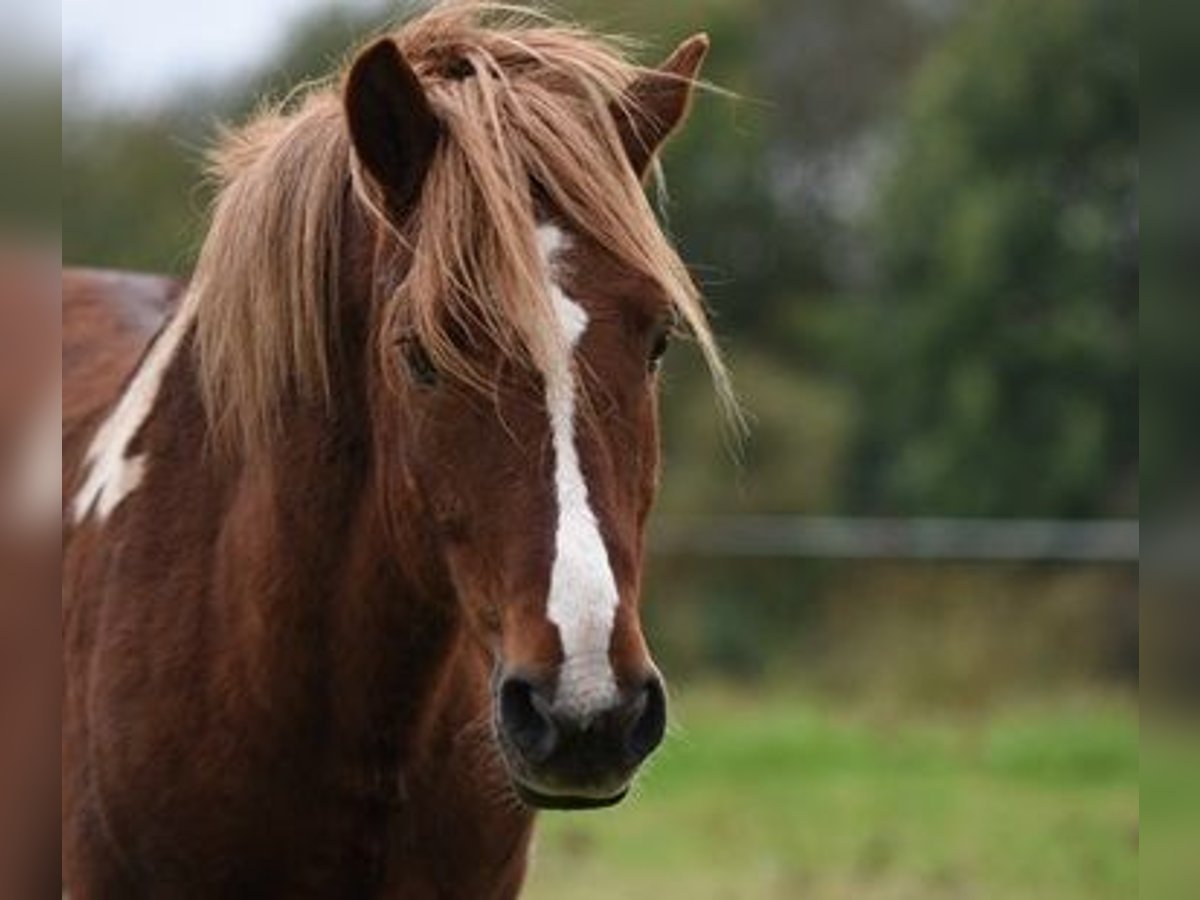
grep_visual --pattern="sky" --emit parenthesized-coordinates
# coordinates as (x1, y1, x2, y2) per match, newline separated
(63, 0, 375, 108)
(2, 0, 58, 71)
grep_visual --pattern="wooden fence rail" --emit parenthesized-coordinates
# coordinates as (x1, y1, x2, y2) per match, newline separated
(650, 516, 1141, 564)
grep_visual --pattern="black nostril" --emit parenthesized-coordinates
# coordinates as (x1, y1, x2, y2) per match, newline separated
(498, 677, 559, 765)
(625, 676, 667, 764)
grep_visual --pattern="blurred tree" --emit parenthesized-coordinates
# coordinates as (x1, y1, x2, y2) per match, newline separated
(62, 114, 206, 273)
(648, 0, 947, 517)
(62, 3, 392, 273)
(841, 0, 1137, 517)
(0, 75, 59, 236)
(1142, 0, 1200, 516)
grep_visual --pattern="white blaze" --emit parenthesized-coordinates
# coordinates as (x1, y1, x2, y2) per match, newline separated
(537, 225, 621, 717)
(72, 300, 194, 524)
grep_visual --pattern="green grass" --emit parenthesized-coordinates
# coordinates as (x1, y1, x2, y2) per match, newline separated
(523, 686, 1138, 900)
(1141, 718, 1200, 900)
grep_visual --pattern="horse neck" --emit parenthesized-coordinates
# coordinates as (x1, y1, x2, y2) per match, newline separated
(182, 221, 461, 771)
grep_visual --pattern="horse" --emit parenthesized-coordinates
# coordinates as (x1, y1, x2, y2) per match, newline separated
(62, 4, 733, 896)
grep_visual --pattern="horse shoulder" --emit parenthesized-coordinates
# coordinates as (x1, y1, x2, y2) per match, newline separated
(62, 270, 185, 512)
(63, 269, 182, 432)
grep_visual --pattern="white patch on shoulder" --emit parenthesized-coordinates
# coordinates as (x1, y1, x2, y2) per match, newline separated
(536, 224, 621, 717)
(72, 299, 194, 524)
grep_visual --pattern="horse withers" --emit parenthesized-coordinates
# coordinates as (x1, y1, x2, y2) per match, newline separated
(62, 5, 732, 897)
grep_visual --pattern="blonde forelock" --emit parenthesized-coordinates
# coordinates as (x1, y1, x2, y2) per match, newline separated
(192, 1, 737, 455)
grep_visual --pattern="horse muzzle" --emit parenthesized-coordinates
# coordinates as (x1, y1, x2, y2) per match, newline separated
(494, 672, 667, 810)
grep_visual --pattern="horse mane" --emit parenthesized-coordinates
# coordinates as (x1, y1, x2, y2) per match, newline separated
(191, 1, 736, 454)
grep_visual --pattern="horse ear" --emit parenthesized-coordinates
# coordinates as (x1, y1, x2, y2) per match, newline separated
(344, 38, 441, 213)
(616, 34, 711, 180)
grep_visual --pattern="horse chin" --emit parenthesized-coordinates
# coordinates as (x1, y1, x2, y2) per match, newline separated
(513, 781, 629, 811)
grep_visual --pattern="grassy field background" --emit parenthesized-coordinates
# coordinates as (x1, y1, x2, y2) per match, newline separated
(523, 685, 1138, 900)
(1142, 720, 1200, 900)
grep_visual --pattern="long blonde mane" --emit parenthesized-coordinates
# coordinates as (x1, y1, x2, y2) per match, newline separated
(191, 1, 736, 453)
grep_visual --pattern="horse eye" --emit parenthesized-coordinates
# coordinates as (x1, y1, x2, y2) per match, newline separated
(648, 329, 670, 372)
(400, 338, 439, 387)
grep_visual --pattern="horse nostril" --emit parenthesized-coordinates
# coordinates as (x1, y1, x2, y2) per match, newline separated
(498, 676, 558, 765)
(625, 676, 667, 764)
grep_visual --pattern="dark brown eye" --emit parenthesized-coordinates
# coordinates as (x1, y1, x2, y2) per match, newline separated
(648, 328, 670, 372)
(400, 337, 438, 387)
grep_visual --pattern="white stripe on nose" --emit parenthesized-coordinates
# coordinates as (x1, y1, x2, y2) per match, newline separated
(536, 225, 621, 717)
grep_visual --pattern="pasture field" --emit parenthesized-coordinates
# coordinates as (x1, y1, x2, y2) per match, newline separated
(524, 685, 1138, 900)
(1142, 720, 1200, 900)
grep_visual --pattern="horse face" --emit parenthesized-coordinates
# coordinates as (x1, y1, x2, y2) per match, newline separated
(388, 226, 670, 808)
(345, 32, 712, 809)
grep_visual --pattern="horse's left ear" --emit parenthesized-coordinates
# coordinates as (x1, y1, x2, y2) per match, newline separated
(344, 38, 441, 214)
(616, 33, 711, 180)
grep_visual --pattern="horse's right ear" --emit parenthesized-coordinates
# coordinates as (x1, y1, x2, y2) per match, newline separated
(344, 39, 441, 214)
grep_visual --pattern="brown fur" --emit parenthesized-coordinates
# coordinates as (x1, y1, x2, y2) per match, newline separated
(62, 3, 723, 896)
